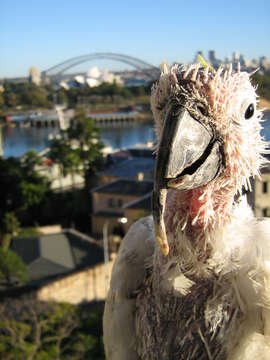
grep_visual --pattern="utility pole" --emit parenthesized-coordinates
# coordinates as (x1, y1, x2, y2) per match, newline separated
(103, 221, 110, 294)
(0, 125, 3, 157)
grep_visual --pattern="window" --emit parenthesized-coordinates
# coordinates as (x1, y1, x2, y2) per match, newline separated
(108, 198, 115, 208)
(118, 199, 123, 208)
(262, 181, 268, 194)
(262, 208, 268, 217)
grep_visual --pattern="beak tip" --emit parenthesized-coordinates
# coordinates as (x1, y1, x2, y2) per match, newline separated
(161, 244, 169, 256)
(155, 228, 170, 256)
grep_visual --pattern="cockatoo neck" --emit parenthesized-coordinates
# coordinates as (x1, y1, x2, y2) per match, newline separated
(164, 177, 237, 255)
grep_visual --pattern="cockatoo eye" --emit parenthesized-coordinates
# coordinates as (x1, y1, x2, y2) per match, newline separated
(244, 103, 255, 119)
(232, 100, 256, 126)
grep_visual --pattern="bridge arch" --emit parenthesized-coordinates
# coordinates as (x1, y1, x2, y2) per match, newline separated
(42, 52, 159, 79)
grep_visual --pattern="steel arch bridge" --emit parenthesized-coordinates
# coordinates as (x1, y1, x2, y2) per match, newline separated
(42, 52, 159, 78)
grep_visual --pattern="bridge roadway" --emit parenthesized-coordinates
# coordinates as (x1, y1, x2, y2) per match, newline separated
(42, 52, 160, 81)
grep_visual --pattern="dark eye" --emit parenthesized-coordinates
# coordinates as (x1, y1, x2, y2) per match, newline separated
(244, 103, 255, 119)
(197, 105, 207, 116)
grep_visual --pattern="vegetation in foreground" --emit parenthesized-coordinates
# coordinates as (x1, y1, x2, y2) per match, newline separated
(0, 299, 105, 360)
(0, 110, 104, 234)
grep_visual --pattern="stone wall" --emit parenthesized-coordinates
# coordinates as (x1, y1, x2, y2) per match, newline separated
(37, 259, 115, 304)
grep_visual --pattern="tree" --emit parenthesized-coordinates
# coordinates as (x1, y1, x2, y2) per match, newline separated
(0, 93, 5, 108)
(0, 247, 28, 286)
(20, 89, 51, 108)
(1, 82, 53, 110)
(0, 299, 105, 360)
(56, 89, 68, 105)
(0, 212, 20, 249)
(0, 300, 78, 360)
(21, 150, 42, 175)
(4, 92, 18, 108)
(0, 157, 51, 226)
(49, 138, 81, 189)
(49, 110, 104, 187)
(67, 110, 104, 173)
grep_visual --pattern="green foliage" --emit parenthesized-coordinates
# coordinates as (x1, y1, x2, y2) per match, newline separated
(17, 227, 42, 238)
(0, 156, 51, 227)
(4, 93, 18, 107)
(0, 78, 153, 111)
(49, 110, 103, 185)
(0, 247, 28, 285)
(68, 110, 104, 164)
(0, 93, 5, 107)
(0, 212, 20, 248)
(0, 300, 105, 360)
(1, 82, 53, 109)
(50, 139, 81, 178)
(56, 89, 68, 104)
(20, 89, 51, 108)
(252, 74, 270, 101)
(22, 150, 43, 174)
(1, 212, 20, 237)
(63, 81, 150, 107)
(20, 181, 47, 208)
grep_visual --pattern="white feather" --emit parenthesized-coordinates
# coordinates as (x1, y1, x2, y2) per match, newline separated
(103, 216, 155, 360)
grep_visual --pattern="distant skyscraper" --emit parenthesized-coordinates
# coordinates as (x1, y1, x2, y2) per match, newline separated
(259, 56, 270, 71)
(224, 56, 231, 64)
(232, 52, 239, 62)
(239, 54, 249, 67)
(29, 66, 41, 85)
(208, 50, 221, 68)
(208, 50, 216, 64)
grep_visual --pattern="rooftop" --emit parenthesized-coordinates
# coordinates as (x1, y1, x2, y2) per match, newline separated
(93, 210, 124, 218)
(10, 229, 104, 282)
(127, 147, 154, 158)
(124, 192, 152, 211)
(92, 178, 153, 196)
(98, 157, 155, 178)
(261, 163, 270, 174)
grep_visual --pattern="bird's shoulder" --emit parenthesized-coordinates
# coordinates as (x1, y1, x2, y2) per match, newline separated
(109, 215, 155, 298)
(103, 216, 155, 360)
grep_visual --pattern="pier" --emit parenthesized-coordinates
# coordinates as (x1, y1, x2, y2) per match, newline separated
(6, 109, 140, 128)
(7, 111, 61, 128)
(87, 111, 139, 127)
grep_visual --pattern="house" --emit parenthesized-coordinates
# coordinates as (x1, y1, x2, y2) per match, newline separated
(97, 157, 155, 184)
(8, 229, 114, 304)
(91, 178, 153, 241)
(252, 164, 270, 217)
(37, 161, 85, 191)
(98, 144, 155, 184)
(123, 192, 152, 226)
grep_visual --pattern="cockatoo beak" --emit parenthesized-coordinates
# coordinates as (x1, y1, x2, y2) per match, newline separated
(152, 103, 223, 255)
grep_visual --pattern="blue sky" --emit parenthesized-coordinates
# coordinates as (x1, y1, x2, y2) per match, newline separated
(1, 0, 270, 78)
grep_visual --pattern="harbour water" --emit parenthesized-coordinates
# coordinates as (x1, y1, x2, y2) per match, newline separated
(2, 121, 156, 158)
(2, 112, 270, 158)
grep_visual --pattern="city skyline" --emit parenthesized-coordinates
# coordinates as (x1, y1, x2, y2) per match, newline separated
(1, 0, 270, 78)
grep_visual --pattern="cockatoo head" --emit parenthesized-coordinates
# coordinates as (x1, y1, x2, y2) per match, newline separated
(151, 63, 269, 255)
